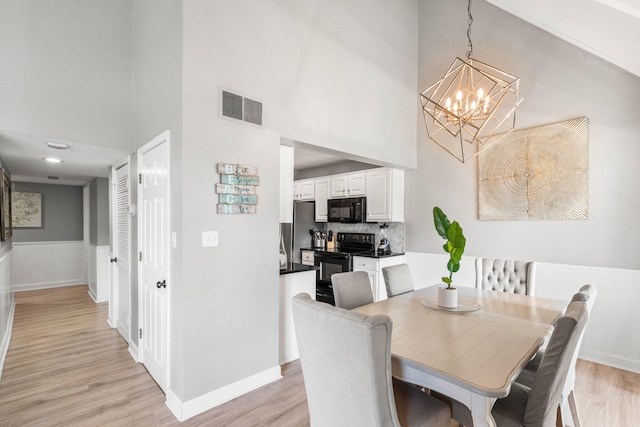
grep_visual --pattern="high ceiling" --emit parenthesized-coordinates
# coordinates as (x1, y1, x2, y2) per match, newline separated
(1, 0, 638, 183)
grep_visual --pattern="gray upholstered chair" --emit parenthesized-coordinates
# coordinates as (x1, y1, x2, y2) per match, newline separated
(331, 270, 374, 309)
(382, 263, 415, 298)
(291, 293, 451, 427)
(475, 258, 537, 296)
(516, 284, 597, 427)
(445, 299, 589, 427)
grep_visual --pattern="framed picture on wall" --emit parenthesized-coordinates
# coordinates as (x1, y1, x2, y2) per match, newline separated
(0, 169, 12, 241)
(12, 192, 42, 228)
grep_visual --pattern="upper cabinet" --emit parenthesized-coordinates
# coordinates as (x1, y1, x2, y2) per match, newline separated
(365, 168, 405, 222)
(329, 172, 366, 198)
(280, 146, 294, 223)
(293, 179, 315, 201)
(314, 178, 330, 222)
(293, 167, 405, 223)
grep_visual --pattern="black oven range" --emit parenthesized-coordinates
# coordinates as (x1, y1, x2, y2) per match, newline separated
(313, 232, 376, 305)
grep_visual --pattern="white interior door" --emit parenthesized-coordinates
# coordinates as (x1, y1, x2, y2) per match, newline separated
(114, 162, 131, 342)
(138, 131, 170, 392)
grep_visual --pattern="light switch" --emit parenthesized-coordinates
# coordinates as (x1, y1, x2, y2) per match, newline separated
(202, 231, 219, 247)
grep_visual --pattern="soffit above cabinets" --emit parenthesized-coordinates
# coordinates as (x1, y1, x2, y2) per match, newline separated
(486, 0, 640, 78)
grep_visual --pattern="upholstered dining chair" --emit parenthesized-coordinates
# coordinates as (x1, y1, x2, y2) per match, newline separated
(516, 284, 598, 427)
(475, 258, 537, 296)
(331, 271, 374, 309)
(291, 293, 451, 427)
(445, 299, 589, 427)
(382, 263, 415, 298)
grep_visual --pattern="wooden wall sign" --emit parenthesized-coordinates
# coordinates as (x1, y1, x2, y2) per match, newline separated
(216, 163, 259, 214)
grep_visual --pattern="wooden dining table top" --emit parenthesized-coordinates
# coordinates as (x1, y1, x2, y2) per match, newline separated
(352, 285, 567, 398)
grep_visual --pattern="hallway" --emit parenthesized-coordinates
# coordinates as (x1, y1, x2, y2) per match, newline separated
(0, 285, 309, 426)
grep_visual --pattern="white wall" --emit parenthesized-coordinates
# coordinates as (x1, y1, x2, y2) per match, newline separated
(132, 0, 184, 396)
(0, 249, 14, 377)
(0, 0, 134, 151)
(407, 0, 640, 271)
(175, 0, 420, 412)
(12, 242, 84, 291)
(405, 252, 640, 374)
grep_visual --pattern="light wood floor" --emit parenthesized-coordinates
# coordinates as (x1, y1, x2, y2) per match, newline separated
(0, 285, 638, 426)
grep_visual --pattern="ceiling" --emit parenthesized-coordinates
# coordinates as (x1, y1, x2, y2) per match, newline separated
(0, 130, 131, 186)
(2, 0, 638, 184)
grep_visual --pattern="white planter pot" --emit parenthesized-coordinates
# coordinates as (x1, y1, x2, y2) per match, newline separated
(438, 286, 458, 308)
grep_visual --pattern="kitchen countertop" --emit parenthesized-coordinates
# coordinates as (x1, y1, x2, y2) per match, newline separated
(300, 247, 405, 259)
(279, 262, 318, 275)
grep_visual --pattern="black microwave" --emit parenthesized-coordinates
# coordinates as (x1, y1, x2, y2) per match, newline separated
(327, 197, 366, 223)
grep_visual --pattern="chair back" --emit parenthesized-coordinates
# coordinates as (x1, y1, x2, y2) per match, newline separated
(382, 264, 414, 298)
(524, 300, 588, 426)
(562, 284, 597, 396)
(475, 258, 536, 295)
(292, 293, 400, 427)
(331, 271, 374, 309)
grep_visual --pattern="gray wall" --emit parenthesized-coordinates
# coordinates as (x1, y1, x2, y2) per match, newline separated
(88, 177, 109, 246)
(406, 0, 640, 271)
(12, 182, 82, 242)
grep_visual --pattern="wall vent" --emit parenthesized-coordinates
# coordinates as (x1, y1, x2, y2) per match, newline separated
(220, 88, 263, 127)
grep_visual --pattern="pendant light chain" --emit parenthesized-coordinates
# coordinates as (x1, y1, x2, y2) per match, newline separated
(466, 0, 473, 59)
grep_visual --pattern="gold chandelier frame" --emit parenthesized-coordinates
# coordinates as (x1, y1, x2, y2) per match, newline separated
(420, 0, 523, 163)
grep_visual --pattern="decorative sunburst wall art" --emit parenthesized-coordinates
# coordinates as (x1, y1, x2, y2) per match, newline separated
(478, 117, 588, 221)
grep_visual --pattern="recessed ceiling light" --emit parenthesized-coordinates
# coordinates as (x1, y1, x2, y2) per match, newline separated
(43, 157, 63, 163)
(47, 141, 69, 150)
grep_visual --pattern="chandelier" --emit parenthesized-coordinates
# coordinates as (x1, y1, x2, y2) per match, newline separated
(420, 0, 523, 163)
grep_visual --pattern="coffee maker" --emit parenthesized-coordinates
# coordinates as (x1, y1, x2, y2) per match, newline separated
(377, 223, 391, 254)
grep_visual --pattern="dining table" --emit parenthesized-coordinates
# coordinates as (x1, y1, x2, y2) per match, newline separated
(352, 285, 567, 427)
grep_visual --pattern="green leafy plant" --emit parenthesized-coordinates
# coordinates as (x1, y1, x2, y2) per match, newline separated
(433, 207, 466, 288)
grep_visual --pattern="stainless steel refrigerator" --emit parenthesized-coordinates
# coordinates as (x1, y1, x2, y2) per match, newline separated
(292, 201, 318, 263)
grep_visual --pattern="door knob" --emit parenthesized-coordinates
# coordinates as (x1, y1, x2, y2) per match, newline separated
(110, 257, 117, 263)
(156, 280, 167, 289)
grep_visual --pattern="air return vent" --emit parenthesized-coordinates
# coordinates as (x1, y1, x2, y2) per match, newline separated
(220, 88, 263, 126)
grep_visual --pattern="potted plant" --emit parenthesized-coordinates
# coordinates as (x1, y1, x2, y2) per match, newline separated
(433, 206, 466, 308)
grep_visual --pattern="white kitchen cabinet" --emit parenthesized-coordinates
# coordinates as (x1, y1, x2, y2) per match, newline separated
(329, 175, 347, 198)
(329, 172, 366, 198)
(314, 178, 329, 222)
(279, 145, 294, 223)
(353, 255, 405, 302)
(346, 172, 366, 196)
(301, 250, 315, 266)
(293, 179, 315, 201)
(365, 168, 405, 222)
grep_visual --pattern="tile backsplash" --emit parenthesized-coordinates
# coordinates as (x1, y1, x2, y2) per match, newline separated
(323, 222, 405, 253)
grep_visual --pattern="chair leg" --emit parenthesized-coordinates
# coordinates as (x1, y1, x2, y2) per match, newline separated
(556, 405, 563, 427)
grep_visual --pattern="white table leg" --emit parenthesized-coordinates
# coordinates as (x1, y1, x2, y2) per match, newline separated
(470, 394, 498, 427)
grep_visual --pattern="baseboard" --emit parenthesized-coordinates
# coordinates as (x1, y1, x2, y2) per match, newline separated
(579, 350, 640, 375)
(106, 316, 117, 329)
(13, 280, 84, 292)
(0, 301, 16, 382)
(128, 342, 139, 362)
(166, 365, 282, 421)
(88, 287, 108, 303)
